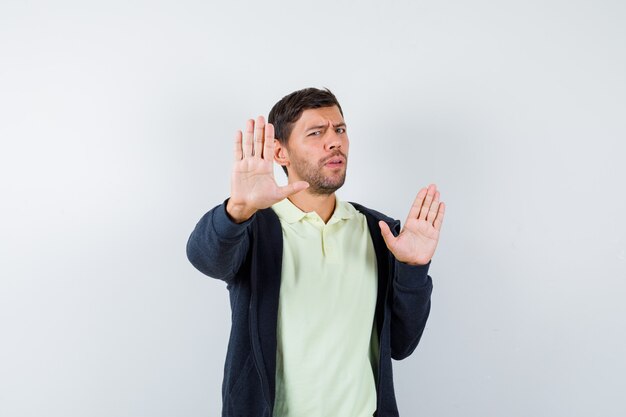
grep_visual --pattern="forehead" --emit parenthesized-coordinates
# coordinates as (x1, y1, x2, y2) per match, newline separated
(294, 106, 344, 130)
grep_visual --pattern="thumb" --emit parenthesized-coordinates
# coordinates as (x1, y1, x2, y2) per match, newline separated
(378, 220, 396, 250)
(277, 181, 309, 199)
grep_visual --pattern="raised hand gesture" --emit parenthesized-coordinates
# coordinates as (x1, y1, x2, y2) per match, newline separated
(378, 184, 445, 266)
(226, 116, 309, 223)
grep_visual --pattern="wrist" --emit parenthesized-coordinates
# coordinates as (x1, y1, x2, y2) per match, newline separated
(397, 256, 431, 267)
(404, 260, 430, 266)
(226, 199, 257, 224)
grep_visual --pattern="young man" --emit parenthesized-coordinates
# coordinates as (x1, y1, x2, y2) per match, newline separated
(186, 87, 445, 417)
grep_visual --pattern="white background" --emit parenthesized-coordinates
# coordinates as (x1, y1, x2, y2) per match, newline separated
(1, 1, 625, 416)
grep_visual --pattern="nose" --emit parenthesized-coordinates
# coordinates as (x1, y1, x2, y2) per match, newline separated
(327, 141, 341, 151)
(325, 127, 343, 152)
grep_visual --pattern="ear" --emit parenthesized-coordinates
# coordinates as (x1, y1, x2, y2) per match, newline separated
(274, 139, 290, 168)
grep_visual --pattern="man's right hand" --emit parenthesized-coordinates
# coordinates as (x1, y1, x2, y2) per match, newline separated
(226, 116, 309, 223)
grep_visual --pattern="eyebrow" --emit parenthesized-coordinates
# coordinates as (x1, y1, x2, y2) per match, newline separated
(305, 122, 346, 132)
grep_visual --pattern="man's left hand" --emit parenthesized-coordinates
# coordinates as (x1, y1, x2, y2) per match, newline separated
(379, 184, 445, 266)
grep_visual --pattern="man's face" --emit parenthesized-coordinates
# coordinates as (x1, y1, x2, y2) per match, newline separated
(278, 106, 349, 195)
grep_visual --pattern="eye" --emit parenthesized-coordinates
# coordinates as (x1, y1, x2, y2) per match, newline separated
(336, 127, 346, 134)
(308, 131, 321, 136)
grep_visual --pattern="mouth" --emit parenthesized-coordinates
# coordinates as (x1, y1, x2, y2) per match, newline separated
(323, 156, 346, 169)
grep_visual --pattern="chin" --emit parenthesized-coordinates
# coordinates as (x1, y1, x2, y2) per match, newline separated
(307, 177, 345, 195)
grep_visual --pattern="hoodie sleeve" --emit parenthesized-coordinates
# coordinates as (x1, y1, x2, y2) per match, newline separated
(186, 198, 255, 283)
(389, 259, 433, 360)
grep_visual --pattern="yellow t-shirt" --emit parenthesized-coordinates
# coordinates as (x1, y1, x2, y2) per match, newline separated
(271, 196, 379, 417)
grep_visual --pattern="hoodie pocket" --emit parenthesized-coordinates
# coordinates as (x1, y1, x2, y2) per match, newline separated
(228, 353, 253, 397)
(226, 353, 267, 416)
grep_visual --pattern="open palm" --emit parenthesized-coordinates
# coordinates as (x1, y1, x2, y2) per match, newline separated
(379, 184, 445, 266)
(227, 116, 308, 222)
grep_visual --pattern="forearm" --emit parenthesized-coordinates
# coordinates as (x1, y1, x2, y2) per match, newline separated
(390, 260, 433, 360)
(186, 198, 254, 282)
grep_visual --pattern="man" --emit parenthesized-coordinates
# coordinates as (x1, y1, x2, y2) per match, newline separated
(186, 87, 445, 417)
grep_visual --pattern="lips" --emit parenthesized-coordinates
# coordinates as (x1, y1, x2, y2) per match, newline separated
(323, 155, 346, 167)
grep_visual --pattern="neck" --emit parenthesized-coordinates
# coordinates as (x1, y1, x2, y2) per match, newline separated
(288, 189, 337, 223)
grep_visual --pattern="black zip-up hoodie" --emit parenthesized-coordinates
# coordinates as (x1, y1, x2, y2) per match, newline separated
(186, 198, 433, 417)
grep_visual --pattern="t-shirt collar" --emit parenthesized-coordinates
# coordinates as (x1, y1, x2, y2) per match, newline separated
(272, 195, 355, 224)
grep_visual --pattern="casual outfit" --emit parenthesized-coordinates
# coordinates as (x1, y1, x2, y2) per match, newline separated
(186, 197, 433, 417)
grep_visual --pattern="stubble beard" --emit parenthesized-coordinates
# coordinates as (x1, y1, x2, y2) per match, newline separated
(289, 152, 348, 195)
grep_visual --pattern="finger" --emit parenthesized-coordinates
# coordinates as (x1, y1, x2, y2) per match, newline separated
(406, 187, 428, 224)
(243, 119, 254, 157)
(433, 202, 445, 231)
(233, 130, 243, 161)
(263, 123, 275, 161)
(277, 181, 309, 199)
(378, 220, 396, 250)
(425, 190, 440, 224)
(253, 115, 265, 158)
(418, 184, 437, 220)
